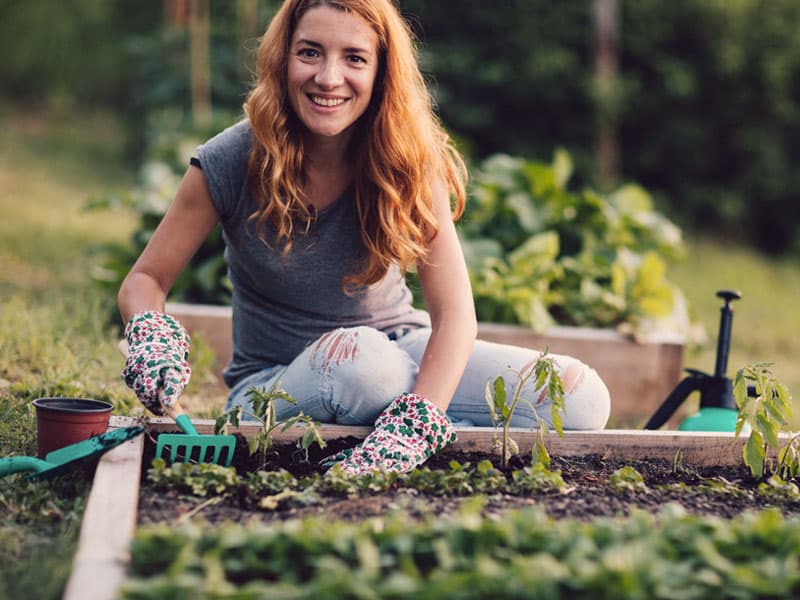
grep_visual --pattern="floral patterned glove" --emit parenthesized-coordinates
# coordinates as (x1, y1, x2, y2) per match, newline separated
(321, 393, 456, 476)
(121, 311, 191, 416)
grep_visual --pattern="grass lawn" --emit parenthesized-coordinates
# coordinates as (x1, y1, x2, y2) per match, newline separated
(0, 103, 798, 597)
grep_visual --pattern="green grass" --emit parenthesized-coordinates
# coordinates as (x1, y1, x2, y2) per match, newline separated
(1, 103, 799, 597)
(0, 104, 229, 600)
(0, 106, 140, 599)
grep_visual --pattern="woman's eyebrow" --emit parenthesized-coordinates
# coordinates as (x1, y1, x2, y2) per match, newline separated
(295, 38, 373, 56)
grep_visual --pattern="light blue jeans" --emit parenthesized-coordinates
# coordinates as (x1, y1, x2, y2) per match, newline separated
(226, 326, 610, 430)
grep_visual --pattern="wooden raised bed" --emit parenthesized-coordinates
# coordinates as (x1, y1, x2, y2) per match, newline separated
(64, 414, 759, 600)
(165, 302, 686, 427)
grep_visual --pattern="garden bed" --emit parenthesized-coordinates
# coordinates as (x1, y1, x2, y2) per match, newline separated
(65, 416, 800, 599)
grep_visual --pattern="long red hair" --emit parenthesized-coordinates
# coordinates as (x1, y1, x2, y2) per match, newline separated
(244, 0, 467, 289)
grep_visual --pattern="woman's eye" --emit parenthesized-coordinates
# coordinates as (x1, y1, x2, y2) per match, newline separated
(297, 48, 319, 59)
(348, 55, 367, 65)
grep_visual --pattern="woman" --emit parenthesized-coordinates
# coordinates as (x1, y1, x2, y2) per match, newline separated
(119, 0, 610, 476)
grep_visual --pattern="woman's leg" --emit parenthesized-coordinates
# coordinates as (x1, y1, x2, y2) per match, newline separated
(396, 328, 610, 430)
(226, 326, 418, 425)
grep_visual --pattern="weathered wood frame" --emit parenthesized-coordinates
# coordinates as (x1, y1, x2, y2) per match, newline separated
(65, 414, 763, 600)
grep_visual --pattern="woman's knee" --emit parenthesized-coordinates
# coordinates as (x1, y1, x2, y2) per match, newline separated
(309, 326, 417, 424)
(542, 355, 610, 430)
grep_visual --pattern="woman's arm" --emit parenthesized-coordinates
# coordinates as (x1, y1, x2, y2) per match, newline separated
(118, 165, 221, 323)
(412, 178, 478, 412)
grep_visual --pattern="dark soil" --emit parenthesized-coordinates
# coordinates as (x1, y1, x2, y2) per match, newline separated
(137, 432, 800, 527)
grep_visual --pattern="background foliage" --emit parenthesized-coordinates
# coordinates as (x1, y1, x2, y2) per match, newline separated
(2, 0, 799, 255)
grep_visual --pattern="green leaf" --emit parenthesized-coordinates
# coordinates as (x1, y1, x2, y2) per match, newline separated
(743, 431, 765, 479)
(492, 376, 509, 419)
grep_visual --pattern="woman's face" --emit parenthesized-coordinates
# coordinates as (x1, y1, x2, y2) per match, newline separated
(287, 6, 379, 144)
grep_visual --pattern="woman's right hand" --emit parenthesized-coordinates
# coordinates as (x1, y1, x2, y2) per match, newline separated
(121, 311, 192, 415)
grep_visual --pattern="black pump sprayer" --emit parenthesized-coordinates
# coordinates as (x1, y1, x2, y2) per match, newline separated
(644, 290, 742, 431)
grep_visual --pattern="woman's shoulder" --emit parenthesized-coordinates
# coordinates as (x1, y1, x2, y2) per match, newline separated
(199, 118, 253, 157)
(196, 119, 253, 219)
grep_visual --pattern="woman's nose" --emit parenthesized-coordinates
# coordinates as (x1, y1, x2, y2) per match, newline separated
(314, 59, 344, 88)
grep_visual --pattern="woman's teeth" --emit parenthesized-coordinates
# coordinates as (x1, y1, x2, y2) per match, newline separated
(311, 96, 345, 107)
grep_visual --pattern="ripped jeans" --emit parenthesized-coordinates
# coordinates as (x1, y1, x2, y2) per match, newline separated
(225, 326, 610, 430)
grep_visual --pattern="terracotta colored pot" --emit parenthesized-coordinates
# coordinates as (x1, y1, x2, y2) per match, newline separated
(32, 398, 113, 458)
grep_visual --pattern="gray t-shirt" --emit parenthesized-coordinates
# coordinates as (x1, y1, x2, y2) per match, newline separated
(196, 119, 430, 387)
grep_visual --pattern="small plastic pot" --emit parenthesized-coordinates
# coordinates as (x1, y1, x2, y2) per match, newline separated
(32, 398, 113, 458)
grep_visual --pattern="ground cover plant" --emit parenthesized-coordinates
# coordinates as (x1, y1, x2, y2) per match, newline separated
(124, 503, 800, 599)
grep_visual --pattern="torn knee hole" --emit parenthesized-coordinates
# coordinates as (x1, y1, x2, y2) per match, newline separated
(310, 329, 361, 369)
(536, 361, 588, 405)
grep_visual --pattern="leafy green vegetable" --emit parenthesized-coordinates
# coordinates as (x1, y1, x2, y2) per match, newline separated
(461, 150, 691, 337)
(609, 466, 649, 495)
(123, 504, 800, 599)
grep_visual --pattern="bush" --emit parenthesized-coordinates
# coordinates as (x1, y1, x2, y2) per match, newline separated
(460, 150, 691, 338)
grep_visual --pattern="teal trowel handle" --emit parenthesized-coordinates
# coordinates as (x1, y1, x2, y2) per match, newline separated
(174, 413, 200, 436)
(158, 388, 199, 436)
(0, 456, 51, 478)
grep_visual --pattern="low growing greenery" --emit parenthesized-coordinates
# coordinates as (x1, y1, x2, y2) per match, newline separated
(123, 502, 800, 599)
(145, 457, 568, 507)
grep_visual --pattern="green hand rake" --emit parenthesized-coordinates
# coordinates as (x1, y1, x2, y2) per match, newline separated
(119, 340, 236, 466)
(155, 399, 236, 466)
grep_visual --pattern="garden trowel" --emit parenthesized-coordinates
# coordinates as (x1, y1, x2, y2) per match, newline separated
(0, 425, 144, 480)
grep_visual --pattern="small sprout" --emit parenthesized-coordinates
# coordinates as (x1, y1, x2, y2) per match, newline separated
(609, 466, 648, 495)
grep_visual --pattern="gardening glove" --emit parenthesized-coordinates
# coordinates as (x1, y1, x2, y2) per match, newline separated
(321, 393, 456, 476)
(121, 310, 191, 416)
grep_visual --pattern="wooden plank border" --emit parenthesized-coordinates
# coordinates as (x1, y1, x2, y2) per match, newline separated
(146, 417, 753, 467)
(63, 416, 143, 600)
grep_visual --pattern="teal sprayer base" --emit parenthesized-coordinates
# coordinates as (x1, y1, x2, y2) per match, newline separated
(678, 407, 739, 432)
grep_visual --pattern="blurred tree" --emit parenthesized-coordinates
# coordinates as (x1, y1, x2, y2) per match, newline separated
(593, 0, 620, 191)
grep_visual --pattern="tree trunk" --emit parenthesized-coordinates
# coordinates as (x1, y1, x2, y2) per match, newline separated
(593, 0, 619, 191)
(189, 0, 212, 128)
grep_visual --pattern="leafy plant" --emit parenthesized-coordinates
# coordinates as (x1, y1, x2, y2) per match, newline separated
(125, 503, 800, 599)
(485, 349, 566, 469)
(147, 458, 240, 497)
(734, 362, 798, 480)
(215, 379, 326, 468)
(461, 151, 692, 338)
(609, 466, 649, 495)
(509, 463, 569, 495)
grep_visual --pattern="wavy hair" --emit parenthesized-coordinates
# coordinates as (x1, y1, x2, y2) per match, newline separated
(244, 0, 467, 289)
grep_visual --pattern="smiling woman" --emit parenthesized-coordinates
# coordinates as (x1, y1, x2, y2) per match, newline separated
(116, 0, 610, 477)
(287, 6, 378, 147)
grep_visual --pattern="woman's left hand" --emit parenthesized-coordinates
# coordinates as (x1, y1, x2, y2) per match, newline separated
(321, 393, 456, 476)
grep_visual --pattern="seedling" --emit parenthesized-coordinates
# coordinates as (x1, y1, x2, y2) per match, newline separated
(215, 380, 326, 469)
(485, 349, 566, 469)
(733, 362, 798, 480)
(609, 466, 649, 495)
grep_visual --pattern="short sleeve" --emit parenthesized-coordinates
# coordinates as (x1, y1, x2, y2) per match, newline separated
(195, 119, 252, 221)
